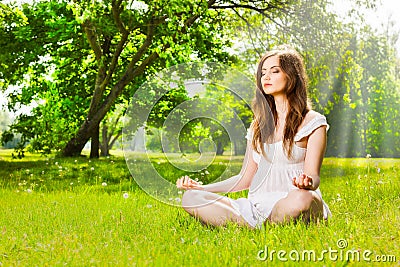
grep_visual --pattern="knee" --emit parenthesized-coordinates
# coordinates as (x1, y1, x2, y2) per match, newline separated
(288, 190, 318, 212)
(181, 190, 204, 210)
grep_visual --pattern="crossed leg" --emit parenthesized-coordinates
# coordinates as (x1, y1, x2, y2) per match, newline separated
(181, 190, 250, 227)
(268, 189, 323, 224)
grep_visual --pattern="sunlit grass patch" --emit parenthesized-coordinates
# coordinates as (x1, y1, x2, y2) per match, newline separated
(0, 150, 399, 266)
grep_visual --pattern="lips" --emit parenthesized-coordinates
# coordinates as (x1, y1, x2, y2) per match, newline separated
(264, 83, 272, 87)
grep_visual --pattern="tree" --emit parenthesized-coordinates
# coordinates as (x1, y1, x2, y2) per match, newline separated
(226, 0, 400, 157)
(1, 0, 291, 157)
(99, 104, 125, 156)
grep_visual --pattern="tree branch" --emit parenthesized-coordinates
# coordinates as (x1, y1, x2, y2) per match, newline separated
(99, 1, 130, 90)
(91, 51, 159, 132)
(112, 0, 128, 36)
(125, 21, 155, 75)
(82, 20, 102, 61)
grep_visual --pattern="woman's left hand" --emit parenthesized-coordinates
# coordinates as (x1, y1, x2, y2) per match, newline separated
(292, 173, 314, 190)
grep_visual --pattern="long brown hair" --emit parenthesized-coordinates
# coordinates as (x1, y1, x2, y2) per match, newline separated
(251, 45, 310, 158)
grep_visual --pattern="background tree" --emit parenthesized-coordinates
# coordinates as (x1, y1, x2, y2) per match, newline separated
(1, 0, 399, 158)
(227, 0, 400, 157)
(0, 0, 289, 158)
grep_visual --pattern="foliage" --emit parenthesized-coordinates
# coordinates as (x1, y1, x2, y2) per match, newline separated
(0, 1, 93, 155)
(227, 0, 400, 157)
(1, 0, 399, 158)
(2, 0, 288, 157)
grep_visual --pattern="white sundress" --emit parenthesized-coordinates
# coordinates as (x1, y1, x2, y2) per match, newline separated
(229, 114, 332, 228)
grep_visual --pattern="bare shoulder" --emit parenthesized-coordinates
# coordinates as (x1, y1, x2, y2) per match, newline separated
(302, 110, 322, 126)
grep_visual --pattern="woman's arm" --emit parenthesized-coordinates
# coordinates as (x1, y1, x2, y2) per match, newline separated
(293, 125, 327, 190)
(176, 140, 259, 193)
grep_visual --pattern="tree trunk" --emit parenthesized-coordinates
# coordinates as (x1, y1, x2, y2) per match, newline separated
(108, 130, 121, 152)
(100, 124, 109, 157)
(62, 122, 92, 157)
(62, 117, 100, 157)
(90, 123, 100, 158)
(216, 141, 224, 155)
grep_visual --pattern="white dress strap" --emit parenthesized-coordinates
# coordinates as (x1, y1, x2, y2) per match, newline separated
(294, 114, 329, 142)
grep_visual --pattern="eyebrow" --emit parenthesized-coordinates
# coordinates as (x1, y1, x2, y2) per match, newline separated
(262, 65, 281, 70)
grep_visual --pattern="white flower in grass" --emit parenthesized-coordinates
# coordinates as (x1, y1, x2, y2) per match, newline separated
(146, 204, 152, 208)
(366, 154, 371, 159)
(377, 168, 381, 173)
(26, 189, 32, 193)
(90, 167, 95, 171)
(175, 198, 181, 203)
(74, 159, 78, 163)
(55, 162, 58, 165)
(70, 182, 74, 186)
(123, 193, 129, 199)
(102, 182, 107, 187)
(178, 191, 183, 195)
(205, 170, 210, 175)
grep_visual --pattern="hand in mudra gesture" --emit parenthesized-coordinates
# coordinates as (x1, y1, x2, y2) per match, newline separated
(292, 173, 314, 190)
(176, 175, 204, 190)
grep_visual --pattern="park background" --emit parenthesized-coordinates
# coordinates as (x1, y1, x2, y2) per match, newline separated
(0, 0, 399, 266)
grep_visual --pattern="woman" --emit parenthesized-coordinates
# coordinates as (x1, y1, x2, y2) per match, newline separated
(176, 45, 331, 228)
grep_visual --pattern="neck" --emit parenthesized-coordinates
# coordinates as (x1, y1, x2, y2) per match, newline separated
(274, 95, 288, 118)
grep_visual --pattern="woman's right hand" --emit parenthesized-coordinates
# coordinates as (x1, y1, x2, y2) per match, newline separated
(176, 175, 203, 190)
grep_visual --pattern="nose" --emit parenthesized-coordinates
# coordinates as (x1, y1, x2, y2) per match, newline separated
(263, 73, 270, 80)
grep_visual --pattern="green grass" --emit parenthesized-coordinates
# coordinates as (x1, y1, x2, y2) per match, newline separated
(0, 149, 399, 266)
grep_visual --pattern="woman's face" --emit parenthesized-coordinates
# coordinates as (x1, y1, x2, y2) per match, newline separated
(260, 55, 288, 97)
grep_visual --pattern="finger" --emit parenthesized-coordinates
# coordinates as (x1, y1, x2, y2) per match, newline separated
(298, 175, 304, 187)
(307, 176, 313, 187)
(178, 178, 185, 189)
(301, 173, 309, 187)
(181, 177, 187, 188)
(295, 176, 304, 187)
(189, 179, 199, 188)
(304, 176, 309, 186)
(184, 176, 193, 188)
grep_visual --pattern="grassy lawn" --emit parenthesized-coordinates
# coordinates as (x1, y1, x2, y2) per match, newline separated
(0, 149, 399, 266)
